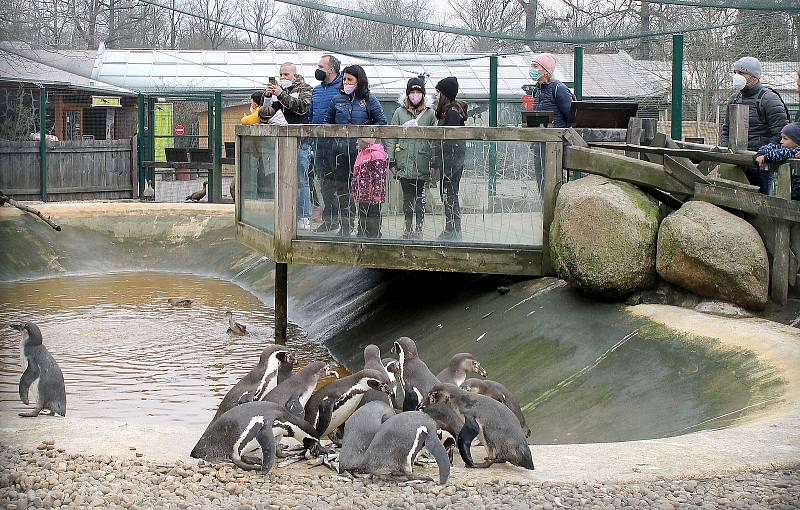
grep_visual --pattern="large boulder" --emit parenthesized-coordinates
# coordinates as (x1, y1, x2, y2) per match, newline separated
(549, 175, 661, 299)
(656, 201, 768, 310)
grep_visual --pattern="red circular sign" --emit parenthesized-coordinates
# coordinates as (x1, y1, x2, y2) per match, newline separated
(175, 124, 185, 135)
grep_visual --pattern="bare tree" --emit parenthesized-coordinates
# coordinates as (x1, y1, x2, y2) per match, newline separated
(187, 0, 236, 49)
(447, 0, 524, 52)
(240, 0, 276, 49)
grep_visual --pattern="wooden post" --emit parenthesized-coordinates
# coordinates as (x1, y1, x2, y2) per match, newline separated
(541, 141, 563, 275)
(640, 119, 658, 150)
(274, 262, 288, 345)
(625, 117, 643, 159)
(771, 162, 791, 305)
(728, 104, 750, 152)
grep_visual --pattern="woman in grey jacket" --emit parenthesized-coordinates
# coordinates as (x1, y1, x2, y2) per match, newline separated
(387, 77, 437, 238)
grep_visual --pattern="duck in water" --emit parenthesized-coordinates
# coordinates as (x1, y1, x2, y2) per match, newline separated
(167, 298, 193, 307)
(226, 311, 247, 335)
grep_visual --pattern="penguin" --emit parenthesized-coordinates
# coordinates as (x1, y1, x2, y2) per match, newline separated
(425, 383, 533, 470)
(390, 337, 439, 411)
(338, 400, 396, 473)
(12, 323, 66, 417)
(436, 353, 487, 386)
(382, 358, 402, 407)
(421, 401, 464, 463)
(304, 368, 393, 438)
(212, 345, 294, 420)
(361, 411, 451, 485)
(358, 345, 396, 408)
(225, 311, 247, 336)
(262, 361, 336, 419)
(167, 298, 192, 307)
(461, 378, 530, 438)
(191, 401, 318, 473)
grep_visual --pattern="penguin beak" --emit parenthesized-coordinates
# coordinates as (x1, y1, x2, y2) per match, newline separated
(475, 363, 487, 377)
(325, 365, 339, 378)
(391, 342, 400, 355)
(10, 323, 24, 331)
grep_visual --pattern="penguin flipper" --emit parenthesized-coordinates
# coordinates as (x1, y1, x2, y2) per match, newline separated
(238, 392, 254, 405)
(19, 362, 40, 405)
(316, 397, 334, 437)
(457, 415, 480, 468)
(424, 434, 451, 485)
(284, 396, 305, 419)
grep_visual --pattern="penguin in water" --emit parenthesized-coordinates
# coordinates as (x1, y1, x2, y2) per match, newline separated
(12, 322, 66, 417)
(391, 337, 439, 411)
(262, 361, 337, 419)
(461, 378, 530, 438)
(212, 345, 294, 421)
(360, 411, 451, 485)
(437, 353, 487, 387)
(304, 368, 393, 438)
(426, 383, 534, 470)
(358, 345, 396, 408)
(191, 401, 319, 473)
(225, 311, 247, 336)
(338, 400, 396, 473)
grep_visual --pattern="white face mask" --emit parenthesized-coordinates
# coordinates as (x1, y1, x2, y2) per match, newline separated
(279, 78, 293, 89)
(732, 73, 747, 91)
(408, 92, 423, 106)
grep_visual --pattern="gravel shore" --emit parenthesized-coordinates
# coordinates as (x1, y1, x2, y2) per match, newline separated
(1, 443, 798, 509)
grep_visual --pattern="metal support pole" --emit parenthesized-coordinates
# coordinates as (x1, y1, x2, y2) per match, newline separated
(488, 55, 498, 199)
(38, 87, 47, 201)
(573, 46, 584, 100)
(147, 97, 156, 186)
(274, 262, 288, 345)
(137, 94, 145, 198)
(212, 91, 223, 203)
(671, 33, 684, 142)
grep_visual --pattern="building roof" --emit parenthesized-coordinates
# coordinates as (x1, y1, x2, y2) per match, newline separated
(90, 48, 668, 100)
(0, 47, 135, 95)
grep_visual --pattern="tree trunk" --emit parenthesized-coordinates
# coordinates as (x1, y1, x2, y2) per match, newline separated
(639, 0, 651, 59)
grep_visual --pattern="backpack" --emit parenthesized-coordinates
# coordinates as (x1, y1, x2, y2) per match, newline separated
(755, 86, 791, 125)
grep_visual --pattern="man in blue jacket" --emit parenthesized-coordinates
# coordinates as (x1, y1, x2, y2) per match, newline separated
(310, 55, 344, 233)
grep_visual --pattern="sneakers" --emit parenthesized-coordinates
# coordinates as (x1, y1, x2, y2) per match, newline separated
(401, 229, 413, 239)
(313, 222, 338, 233)
(298, 217, 311, 230)
(411, 228, 423, 239)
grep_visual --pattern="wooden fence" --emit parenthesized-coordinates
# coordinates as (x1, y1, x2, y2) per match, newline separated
(0, 138, 135, 201)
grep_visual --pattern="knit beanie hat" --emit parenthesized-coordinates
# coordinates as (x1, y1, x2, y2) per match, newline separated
(781, 122, 800, 146)
(732, 56, 762, 80)
(531, 53, 557, 76)
(436, 77, 459, 100)
(406, 77, 425, 95)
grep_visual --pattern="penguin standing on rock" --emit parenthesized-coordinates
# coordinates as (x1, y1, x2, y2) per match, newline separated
(436, 353, 487, 386)
(391, 337, 440, 411)
(12, 322, 66, 417)
(461, 378, 530, 438)
(262, 361, 337, 418)
(358, 345, 396, 408)
(212, 345, 294, 421)
(338, 401, 396, 473)
(426, 383, 534, 470)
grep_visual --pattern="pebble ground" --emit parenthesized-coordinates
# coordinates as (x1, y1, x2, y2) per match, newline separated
(1, 443, 798, 509)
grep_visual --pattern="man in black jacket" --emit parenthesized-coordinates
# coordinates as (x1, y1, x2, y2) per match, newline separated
(720, 56, 788, 193)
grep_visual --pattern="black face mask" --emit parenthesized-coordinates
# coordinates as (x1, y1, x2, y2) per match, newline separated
(315, 69, 327, 82)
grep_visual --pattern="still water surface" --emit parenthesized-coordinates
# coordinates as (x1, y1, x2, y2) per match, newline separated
(0, 272, 340, 426)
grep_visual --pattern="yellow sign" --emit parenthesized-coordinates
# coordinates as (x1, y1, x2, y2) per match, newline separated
(91, 96, 121, 107)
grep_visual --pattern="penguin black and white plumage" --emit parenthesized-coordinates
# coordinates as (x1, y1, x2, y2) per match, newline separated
(391, 337, 440, 411)
(191, 401, 318, 473)
(13, 322, 66, 417)
(422, 401, 464, 463)
(212, 345, 294, 421)
(338, 400, 396, 473)
(461, 378, 530, 438)
(358, 345, 396, 408)
(361, 411, 451, 485)
(382, 358, 402, 408)
(262, 361, 335, 419)
(436, 353, 487, 387)
(225, 311, 247, 336)
(304, 368, 392, 438)
(426, 383, 533, 470)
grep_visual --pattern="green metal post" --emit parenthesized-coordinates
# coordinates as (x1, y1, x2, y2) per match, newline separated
(147, 97, 156, 185)
(38, 87, 47, 201)
(671, 33, 684, 141)
(137, 94, 145, 198)
(488, 55, 498, 199)
(206, 98, 213, 200)
(212, 91, 223, 203)
(573, 46, 584, 100)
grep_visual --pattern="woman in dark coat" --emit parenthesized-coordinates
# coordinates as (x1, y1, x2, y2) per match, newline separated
(325, 64, 387, 236)
(431, 76, 467, 241)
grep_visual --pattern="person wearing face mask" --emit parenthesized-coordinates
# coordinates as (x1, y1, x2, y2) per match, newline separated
(310, 55, 344, 233)
(325, 64, 388, 237)
(385, 77, 437, 239)
(258, 62, 314, 229)
(720, 56, 789, 194)
(529, 53, 573, 128)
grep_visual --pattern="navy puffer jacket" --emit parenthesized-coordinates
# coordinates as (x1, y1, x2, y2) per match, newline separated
(533, 80, 573, 128)
(325, 93, 387, 126)
(720, 82, 788, 150)
(310, 74, 343, 124)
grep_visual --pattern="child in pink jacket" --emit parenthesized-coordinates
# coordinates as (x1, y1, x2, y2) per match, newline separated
(352, 138, 388, 237)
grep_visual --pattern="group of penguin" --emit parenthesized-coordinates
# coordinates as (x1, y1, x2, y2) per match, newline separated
(190, 336, 534, 485)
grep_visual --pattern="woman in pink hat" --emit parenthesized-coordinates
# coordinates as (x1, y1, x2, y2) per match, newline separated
(530, 53, 573, 128)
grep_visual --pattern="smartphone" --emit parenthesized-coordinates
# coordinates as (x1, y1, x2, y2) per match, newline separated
(268, 77, 277, 85)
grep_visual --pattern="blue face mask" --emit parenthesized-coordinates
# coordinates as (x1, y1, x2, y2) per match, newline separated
(529, 68, 541, 80)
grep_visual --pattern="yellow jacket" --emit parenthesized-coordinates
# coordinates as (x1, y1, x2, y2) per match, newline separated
(240, 109, 260, 125)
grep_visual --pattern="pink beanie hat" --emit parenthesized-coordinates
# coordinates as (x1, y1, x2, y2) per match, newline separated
(532, 53, 557, 75)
